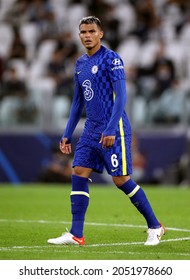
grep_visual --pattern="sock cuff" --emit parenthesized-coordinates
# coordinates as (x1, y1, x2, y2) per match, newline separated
(70, 191, 90, 198)
(127, 185, 140, 197)
(124, 178, 137, 189)
(118, 178, 139, 196)
(72, 174, 89, 182)
(71, 174, 89, 193)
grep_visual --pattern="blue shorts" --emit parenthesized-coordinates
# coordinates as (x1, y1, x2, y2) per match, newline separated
(73, 134, 132, 176)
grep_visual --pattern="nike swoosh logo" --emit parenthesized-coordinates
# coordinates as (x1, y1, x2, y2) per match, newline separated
(77, 71, 82, 74)
(72, 236, 84, 244)
(111, 168, 118, 172)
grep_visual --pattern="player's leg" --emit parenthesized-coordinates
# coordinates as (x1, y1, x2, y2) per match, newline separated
(112, 175, 160, 228)
(103, 132, 165, 245)
(112, 175, 165, 245)
(70, 166, 92, 238)
(47, 167, 92, 245)
(48, 138, 103, 245)
(69, 138, 104, 240)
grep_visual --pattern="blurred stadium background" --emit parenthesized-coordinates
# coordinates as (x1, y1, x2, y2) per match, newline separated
(0, 0, 190, 186)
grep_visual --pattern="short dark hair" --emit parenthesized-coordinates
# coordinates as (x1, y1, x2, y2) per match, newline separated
(79, 16, 102, 30)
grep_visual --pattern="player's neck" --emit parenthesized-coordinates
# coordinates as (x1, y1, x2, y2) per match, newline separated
(86, 43, 101, 57)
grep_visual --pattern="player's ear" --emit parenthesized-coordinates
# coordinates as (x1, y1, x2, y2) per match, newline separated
(100, 30, 104, 39)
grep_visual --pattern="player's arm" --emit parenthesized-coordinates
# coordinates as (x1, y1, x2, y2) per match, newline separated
(100, 79, 127, 148)
(60, 80, 84, 154)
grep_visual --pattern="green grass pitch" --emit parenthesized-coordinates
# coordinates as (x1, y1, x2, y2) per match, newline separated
(0, 184, 189, 260)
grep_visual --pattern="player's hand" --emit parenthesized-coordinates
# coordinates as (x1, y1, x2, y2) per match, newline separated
(60, 137, 72, 154)
(99, 133, 116, 148)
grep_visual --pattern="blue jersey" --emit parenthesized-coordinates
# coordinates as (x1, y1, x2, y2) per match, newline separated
(63, 45, 133, 176)
(63, 45, 131, 142)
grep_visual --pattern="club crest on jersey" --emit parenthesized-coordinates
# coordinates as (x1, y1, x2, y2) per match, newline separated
(91, 65, 98, 74)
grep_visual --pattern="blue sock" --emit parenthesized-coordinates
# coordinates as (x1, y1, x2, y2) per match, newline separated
(118, 179, 160, 228)
(70, 174, 89, 238)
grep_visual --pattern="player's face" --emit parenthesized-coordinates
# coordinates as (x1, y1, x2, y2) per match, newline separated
(79, 23, 103, 55)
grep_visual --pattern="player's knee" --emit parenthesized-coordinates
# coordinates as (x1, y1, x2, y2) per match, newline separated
(112, 175, 131, 187)
(73, 166, 84, 176)
(73, 166, 92, 178)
